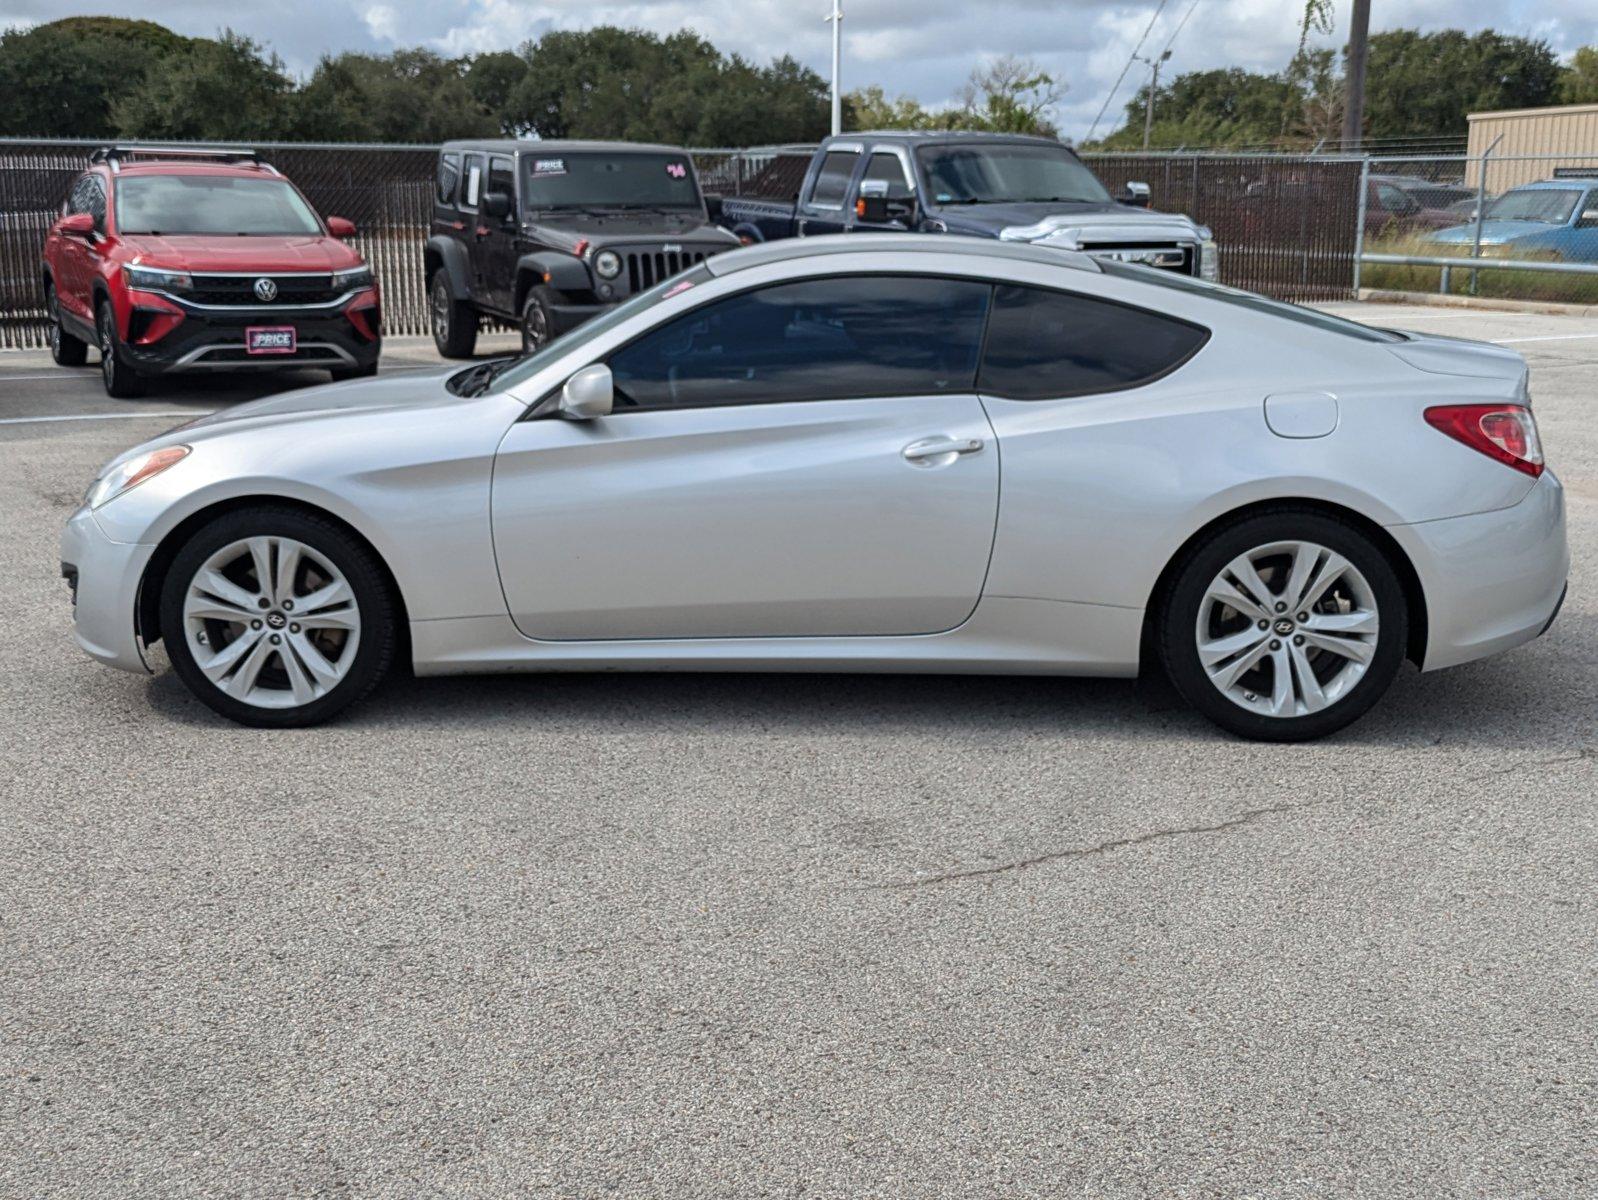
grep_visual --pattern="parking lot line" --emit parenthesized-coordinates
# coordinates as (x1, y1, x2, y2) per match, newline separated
(1493, 333, 1598, 344)
(0, 410, 210, 426)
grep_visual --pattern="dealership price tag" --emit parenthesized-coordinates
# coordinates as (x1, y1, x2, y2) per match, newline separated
(245, 326, 297, 355)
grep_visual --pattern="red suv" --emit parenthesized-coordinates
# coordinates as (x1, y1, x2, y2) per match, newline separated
(42, 146, 381, 398)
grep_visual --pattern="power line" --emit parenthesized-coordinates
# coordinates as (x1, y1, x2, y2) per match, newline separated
(1158, 0, 1201, 59)
(1083, 0, 1170, 144)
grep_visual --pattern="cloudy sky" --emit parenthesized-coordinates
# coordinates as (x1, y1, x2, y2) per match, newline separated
(4, 1, 1596, 139)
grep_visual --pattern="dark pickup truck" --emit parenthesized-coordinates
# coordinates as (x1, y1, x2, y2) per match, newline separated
(710, 131, 1219, 280)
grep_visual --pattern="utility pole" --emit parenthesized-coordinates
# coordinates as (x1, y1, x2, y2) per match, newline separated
(1136, 49, 1172, 150)
(826, 0, 843, 136)
(1341, 0, 1371, 152)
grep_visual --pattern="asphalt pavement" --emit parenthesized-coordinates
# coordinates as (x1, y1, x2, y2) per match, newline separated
(1, 311, 1594, 1197)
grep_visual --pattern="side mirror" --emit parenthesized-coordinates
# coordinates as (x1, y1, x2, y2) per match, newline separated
(704, 194, 723, 221)
(482, 191, 512, 220)
(58, 212, 94, 237)
(1123, 181, 1151, 208)
(1579, 208, 1598, 229)
(326, 215, 357, 238)
(856, 180, 890, 223)
(559, 364, 613, 420)
(886, 196, 918, 224)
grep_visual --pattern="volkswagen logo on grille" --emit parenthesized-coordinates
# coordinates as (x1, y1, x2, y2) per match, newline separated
(252, 277, 279, 302)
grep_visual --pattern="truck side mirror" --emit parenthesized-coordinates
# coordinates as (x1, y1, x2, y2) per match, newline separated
(855, 180, 890, 224)
(482, 191, 512, 221)
(1123, 181, 1151, 209)
(886, 196, 918, 224)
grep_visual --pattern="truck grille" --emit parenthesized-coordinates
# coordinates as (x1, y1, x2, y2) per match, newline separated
(625, 249, 715, 293)
(1079, 244, 1194, 274)
(185, 274, 346, 307)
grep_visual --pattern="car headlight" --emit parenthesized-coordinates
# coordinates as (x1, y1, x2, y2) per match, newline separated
(1199, 240, 1220, 281)
(594, 250, 621, 280)
(124, 265, 192, 292)
(85, 445, 189, 510)
(334, 266, 375, 291)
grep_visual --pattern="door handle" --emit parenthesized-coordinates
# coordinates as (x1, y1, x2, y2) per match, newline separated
(902, 436, 984, 462)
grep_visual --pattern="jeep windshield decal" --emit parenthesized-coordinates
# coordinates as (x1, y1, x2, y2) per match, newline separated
(521, 153, 701, 213)
(915, 144, 1112, 208)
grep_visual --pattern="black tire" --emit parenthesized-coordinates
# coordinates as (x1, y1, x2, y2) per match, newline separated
(96, 299, 145, 398)
(1159, 509, 1409, 742)
(160, 506, 399, 728)
(520, 285, 557, 354)
(429, 270, 477, 359)
(46, 281, 88, 366)
(330, 361, 379, 382)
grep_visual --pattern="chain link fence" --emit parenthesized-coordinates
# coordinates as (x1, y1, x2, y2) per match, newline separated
(11, 137, 1594, 353)
(1355, 153, 1598, 306)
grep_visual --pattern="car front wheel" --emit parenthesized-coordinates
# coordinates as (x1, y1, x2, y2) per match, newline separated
(96, 300, 145, 398)
(429, 271, 477, 359)
(1160, 510, 1408, 741)
(160, 507, 398, 727)
(521, 286, 556, 354)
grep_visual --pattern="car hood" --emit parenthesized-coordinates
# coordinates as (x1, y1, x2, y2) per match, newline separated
(1385, 331, 1528, 387)
(994, 205, 1208, 246)
(526, 213, 741, 253)
(119, 234, 364, 272)
(1425, 221, 1558, 245)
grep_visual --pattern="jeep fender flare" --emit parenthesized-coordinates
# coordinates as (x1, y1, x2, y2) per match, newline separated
(424, 236, 471, 300)
(515, 252, 592, 309)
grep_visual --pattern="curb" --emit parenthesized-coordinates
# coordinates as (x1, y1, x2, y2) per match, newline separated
(1357, 289, 1598, 318)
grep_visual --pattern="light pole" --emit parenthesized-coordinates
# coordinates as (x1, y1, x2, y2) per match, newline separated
(826, 0, 843, 136)
(1135, 49, 1172, 150)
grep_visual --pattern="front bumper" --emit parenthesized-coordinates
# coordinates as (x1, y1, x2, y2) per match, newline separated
(60, 506, 155, 675)
(549, 299, 608, 335)
(1389, 471, 1569, 672)
(121, 290, 381, 375)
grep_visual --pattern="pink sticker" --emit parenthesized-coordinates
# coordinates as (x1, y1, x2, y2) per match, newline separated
(666, 162, 687, 179)
(664, 279, 696, 298)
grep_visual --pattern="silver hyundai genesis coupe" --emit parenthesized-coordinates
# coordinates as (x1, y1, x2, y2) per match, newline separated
(62, 234, 1568, 739)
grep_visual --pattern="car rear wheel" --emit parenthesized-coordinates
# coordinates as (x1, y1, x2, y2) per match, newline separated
(160, 507, 398, 728)
(429, 271, 477, 359)
(47, 282, 88, 366)
(1160, 510, 1408, 741)
(96, 300, 145, 398)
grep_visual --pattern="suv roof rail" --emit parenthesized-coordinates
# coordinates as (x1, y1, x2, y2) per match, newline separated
(89, 145, 279, 174)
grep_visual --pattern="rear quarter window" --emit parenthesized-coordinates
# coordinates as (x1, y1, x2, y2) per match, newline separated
(978, 284, 1209, 400)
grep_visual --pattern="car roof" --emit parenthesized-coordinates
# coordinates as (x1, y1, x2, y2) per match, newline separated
(703, 232, 1101, 277)
(440, 139, 691, 156)
(826, 130, 1067, 149)
(1512, 178, 1598, 189)
(111, 162, 281, 178)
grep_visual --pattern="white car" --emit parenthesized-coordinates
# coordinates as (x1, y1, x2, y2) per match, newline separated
(62, 234, 1567, 739)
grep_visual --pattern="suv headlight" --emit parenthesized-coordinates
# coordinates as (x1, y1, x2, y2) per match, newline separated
(594, 250, 622, 280)
(85, 445, 189, 509)
(334, 266, 375, 291)
(124, 265, 192, 292)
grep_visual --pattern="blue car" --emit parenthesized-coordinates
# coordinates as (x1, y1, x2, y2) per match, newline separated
(1426, 178, 1598, 261)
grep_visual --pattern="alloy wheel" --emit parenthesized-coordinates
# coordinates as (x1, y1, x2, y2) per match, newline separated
(1194, 539, 1380, 719)
(98, 308, 115, 388)
(431, 279, 450, 346)
(182, 536, 363, 709)
(522, 299, 549, 353)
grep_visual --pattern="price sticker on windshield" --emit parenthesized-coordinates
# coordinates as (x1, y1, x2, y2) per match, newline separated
(532, 159, 566, 176)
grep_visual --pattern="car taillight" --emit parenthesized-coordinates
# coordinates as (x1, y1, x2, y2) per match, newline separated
(1423, 404, 1545, 478)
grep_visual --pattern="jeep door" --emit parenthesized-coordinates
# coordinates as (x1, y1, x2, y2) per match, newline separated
(491, 273, 1000, 641)
(470, 154, 519, 314)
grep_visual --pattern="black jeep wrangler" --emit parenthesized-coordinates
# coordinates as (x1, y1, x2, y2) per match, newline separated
(424, 139, 741, 357)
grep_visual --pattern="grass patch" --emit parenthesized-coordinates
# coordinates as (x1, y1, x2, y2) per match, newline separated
(1361, 233, 1598, 305)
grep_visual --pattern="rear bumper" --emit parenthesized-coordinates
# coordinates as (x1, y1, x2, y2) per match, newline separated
(1389, 471, 1569, 672)
(60, 506, 154, 675)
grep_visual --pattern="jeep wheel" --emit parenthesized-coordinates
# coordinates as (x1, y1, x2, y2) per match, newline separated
(521, 286, 556, 354)
(429, 271, 477, 359)
(47, 282, 88, 367)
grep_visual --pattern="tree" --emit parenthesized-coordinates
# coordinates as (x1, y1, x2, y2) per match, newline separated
(1361, 29, 1562, 138)
(1560, 46, 1598, 105)
(1098, 68, 1296, 149)
(844, 85, 940, 130)
(955, 56, 1064, 136)
(111, 31, 295, 140)
(292, 49, 498, 142)
(466, 52, 530, 134)
(0, 17, 191, 137)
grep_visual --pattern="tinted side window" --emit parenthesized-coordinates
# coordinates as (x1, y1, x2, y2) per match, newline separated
(437, 153, 461, 205)
(978, 285, 1208, 400)
(65, 176, 91, 215)
(862, 153, 911, 199)
(489, 155, 515, 202)
(809, 151, 859, 207)
(86, 178, 107, 232)
(460, 153, 486, 209)
(609, 275, 991, 410)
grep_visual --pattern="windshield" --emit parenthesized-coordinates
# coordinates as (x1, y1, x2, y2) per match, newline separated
(115, 175, 323, 236)
(484, 265, 714, 394)
(916, 144, 1112, 206)
(1097, 261, 1403, 343)
(1485, 188, 1583, 225)
(521, 152, 702, 212)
